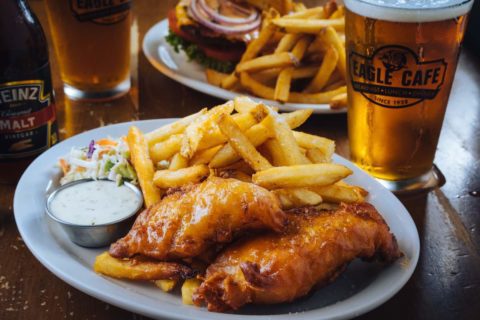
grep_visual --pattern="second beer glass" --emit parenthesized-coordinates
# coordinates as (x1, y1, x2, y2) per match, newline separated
(344, 0, 473, 190)
(44, 0, 132, 100)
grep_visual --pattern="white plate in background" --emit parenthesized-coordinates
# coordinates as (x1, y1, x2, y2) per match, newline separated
(142, 20, 346, 114)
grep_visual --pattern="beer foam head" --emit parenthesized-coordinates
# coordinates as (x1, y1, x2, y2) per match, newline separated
(344, 0, 473, 22)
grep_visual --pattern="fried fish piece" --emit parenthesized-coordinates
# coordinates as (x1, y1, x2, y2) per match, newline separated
(109, 177, 287, 261)
(193, 203, 402, 311)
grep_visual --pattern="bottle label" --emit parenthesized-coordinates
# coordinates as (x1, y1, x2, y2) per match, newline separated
(0, 64, 58, 159)
(349, 45, 447, 108)
(70, 0, 131, 25)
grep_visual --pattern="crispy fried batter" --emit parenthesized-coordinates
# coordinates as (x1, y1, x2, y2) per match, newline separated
(193, 203, 402, 311)
(109, 177, 287, 261)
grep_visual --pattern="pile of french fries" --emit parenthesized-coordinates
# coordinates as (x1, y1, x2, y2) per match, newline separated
(206, 0, 348, 109)
(97, 96, 367, 303)
(128, 96, 365, 211)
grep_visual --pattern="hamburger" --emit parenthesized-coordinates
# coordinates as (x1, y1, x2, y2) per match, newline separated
(166, 0, 292, 73)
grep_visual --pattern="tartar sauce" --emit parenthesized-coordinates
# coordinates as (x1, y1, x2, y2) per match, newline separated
(49, 180, 141, 226)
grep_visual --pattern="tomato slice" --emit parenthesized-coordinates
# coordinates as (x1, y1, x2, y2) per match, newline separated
(167, 9, 244, 62)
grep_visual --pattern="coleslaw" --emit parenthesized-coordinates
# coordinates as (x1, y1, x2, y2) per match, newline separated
(58, 137, 137, 186)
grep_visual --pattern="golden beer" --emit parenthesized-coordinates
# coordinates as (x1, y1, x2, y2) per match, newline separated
(344, 0, 472, 183)
(44, 0, 131, 100)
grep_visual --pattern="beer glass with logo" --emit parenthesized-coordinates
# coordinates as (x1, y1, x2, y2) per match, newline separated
(344, 0, 473, 191)
(44, 0, 131, 100)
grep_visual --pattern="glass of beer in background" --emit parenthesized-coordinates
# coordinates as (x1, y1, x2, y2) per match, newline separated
(44, 0, 131, 100)
(344, 0, 473, 191)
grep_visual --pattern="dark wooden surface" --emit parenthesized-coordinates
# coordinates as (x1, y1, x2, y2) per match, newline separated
(1, 1, 479, 319)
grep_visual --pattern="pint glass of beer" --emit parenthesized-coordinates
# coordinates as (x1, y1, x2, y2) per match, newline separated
(344, 0, 473, 190)
(44, 0, 131, 100)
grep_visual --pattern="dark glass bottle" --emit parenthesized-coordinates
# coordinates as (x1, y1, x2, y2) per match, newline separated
(0, 0, 59, 184)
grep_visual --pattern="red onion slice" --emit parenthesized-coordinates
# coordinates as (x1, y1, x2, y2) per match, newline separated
(189, 0, 261, 35)
(198, 0, 259, 25)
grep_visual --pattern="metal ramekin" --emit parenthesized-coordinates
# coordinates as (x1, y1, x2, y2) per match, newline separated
(45, 179, 143, 248)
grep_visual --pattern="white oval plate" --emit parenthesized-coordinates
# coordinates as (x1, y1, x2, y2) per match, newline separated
(142, 20, 346, 114)
(14, 120, 419, 320)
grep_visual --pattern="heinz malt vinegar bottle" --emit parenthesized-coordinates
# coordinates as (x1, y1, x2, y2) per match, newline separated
(0, 0, 59, 184)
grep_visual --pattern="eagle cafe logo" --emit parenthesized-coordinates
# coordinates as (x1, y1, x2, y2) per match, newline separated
(349, 45, 447, 108)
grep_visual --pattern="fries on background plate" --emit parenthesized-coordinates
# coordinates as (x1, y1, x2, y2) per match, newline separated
(166, 0, 348, 109)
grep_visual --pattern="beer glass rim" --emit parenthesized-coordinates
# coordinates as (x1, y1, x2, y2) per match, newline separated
(347, 0, 473, 11)
(344, 0, 474, 22)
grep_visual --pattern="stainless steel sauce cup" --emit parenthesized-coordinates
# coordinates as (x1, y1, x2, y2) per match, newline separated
(45, 179, 143, 248)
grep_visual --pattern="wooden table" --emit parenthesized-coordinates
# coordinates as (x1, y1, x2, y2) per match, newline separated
(1, 1, 479, 319)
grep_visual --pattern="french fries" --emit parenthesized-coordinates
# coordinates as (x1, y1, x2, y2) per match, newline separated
(127, 126, 162, 207)
(311, 182, 367, 204)
(292, 1, 307, 13)
(195, 111, 258, 151)
(324, 78, 345, 91)
(242, 16, 278, 61)
(282, 108, 313, 128)
(215, 113, 272, 172)
(209, 122, 273, 168)
(273, 17, 345, 33)
(94, 252, 192, 281)
(207, 1, 347, 108)
(153, 165, 210, 189)
(150, 134, 182, 163)
(253, 65, 319, 83)
(292, 131, 335, 161)
(233, 96, 260, 113)
(330, 92, 348, 109)
(252, 163, 353, 189)
(128, 97, 364, 212)
(240, 72, 275, 100)
(154, 279, 177, 292)
(275, 33, 302, 53)
(284, 6, 325, 19)
(306, 147, 330, 164)
(274, 67, 294, 102)
(205, 68, 228, 87)
(181, 278, 202, 305)
(273, 188, 323, 209)
(330, 5, 345, 19)
(145, 109, 207, 147)
(263, 139, 290, 166)
(169, 153, 188, 170)
(319, 26, 347, 79)
(209, 108, 311, 168)
(236, 52, 297, 73)
(304, 46, 339, 93)
(291, 35, 313, 60)
(263, 109, 310, 165)
(190, 145, 223, 165)
(221, 19, 278, 90)
(180, 102, 234, 159)
(289, 85, 347, 103)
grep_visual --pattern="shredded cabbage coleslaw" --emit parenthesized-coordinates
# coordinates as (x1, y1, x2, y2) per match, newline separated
(59, 137, 137, 186)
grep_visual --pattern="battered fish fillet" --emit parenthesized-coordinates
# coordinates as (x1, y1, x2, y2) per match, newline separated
(109, 177, 286, 261)
(193, 203, 402, 311)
